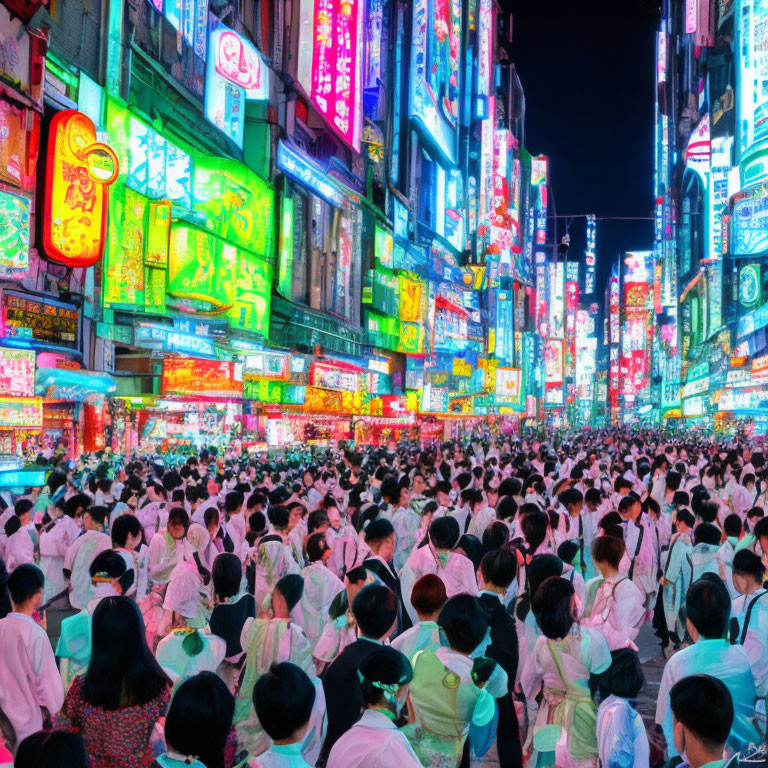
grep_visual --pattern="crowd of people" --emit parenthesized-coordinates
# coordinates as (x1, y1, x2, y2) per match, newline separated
(0, 429, 766, 768)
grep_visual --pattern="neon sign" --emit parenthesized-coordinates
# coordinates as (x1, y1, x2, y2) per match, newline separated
(297, 0, 363, 151)
(0, 190, 30, 280)
(210, 26, 269, 99)
(276, 141, 345, 208)
(44, 110, 119, 268)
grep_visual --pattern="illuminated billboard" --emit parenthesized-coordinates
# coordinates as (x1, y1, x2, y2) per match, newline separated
(44, 111, 119, 268)
(296, 0, 364, 151)
(408, 0, 460, 165)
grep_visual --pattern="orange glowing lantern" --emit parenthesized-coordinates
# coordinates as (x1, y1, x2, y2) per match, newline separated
(43, 110, 119, 268)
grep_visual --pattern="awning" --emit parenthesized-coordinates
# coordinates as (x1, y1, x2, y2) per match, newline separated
(35, 368, 116, 404)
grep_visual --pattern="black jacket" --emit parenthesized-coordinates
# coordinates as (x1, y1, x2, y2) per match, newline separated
(477, 591, 522, 768)
(320, 637, 382, 760)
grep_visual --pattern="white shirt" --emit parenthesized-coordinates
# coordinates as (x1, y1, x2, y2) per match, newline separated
(327, 709, 422, 768)
(0, 613, 64, 744)
(64, 530, 112, 610)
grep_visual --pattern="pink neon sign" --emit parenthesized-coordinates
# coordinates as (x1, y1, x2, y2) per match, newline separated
(308, 0, 363, 152)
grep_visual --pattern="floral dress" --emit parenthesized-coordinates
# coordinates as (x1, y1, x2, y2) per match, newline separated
(55, 675, 171, 768)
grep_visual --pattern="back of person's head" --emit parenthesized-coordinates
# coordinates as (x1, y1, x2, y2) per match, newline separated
(15, 730, 89, 768)
(698, 501, 719, 524)
(457, 534, 483, 571)
(723, 513, 743, 539)
(411, 574, 447, 617)
(429, 515, 461, 550)
(267, 504, 289, 531)
(557, 488, 583, 509)
(597, 647, 645, 699)
(672, 490, 690, 508)
(85, 596, 170, 709)
(557, 540, 579, 566)
(14, 498, 33, 518)
(521, 510, 549, 552)
(248, 511, 266, 534)
(666, 471, 682, 491)
(753, 516, 768, 541)
(733, 549, 766, 582)
(352, 583, 398, 639)
(4, 515, 21, 537)
(532, 576, 576, 639)
(89, 549, 131, 590)
(584, 487, 602, 506)
(482, 521, 509, 552)
(669, 674, 733, 755)
(164, 672, 234, 768)
(380, 476, 401, 504)
(111, 514, 143, 548)
(7, 564, 44, 605)
(479, 548, 517, 589)
(693, 522, 721, 547)
(64, 493, 90, 518)
(275, 574, 304, 612)
(438, 594, 489, 654)
(224, 491, 244, 515)
(87, 505, 109, 527)
(598, 511, 622, 531)
(358, 647, 413, 708)
(591, 535, 625, 569)
(212, 553, 242, 601)
(253, 662, 315, 742)
(364, 517, 395, 545)
(496, 496, 518, 521)
(676, 509, 695, 528)
(686, 577, 731, 639)
(306, 531, 330, 563)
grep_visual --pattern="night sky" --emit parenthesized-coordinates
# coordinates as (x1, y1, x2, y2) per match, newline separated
(505, 0, 660, 297)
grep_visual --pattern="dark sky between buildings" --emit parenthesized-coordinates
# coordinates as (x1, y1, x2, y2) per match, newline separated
(505, 0, 660, 296)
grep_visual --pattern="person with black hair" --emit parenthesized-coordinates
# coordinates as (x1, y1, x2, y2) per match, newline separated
(521, 576, 611, 767)
(152, 672, 234, 768)
(55, 596, 171, 768)
(147, 507, 195, 587)
(312, 566, 372, 674)
(669, 675, 734, 768)
(595, 648, 648, 768)
(0, 564, 63, 750)
(327, 647, 420, 768)
(3, 502, 35, 572)
(617, 494, 657, 606)
(477, 548, 523, 768)
(321, 584, 399, 760)
(233, 574, 325, 764)
(57, 549, 135, 690)
(689, 522, 729, 586)
(405, 594, 506, 766)
(294, 532, 344, 651)
(656, 577, 761, 756)
(14, 730, 89, 768)
(556, 540, 587, 607)
(391, 485, 421, 572)
(209, 552, 257, 660)
(39, 491, 84, 603)
(481, 520, 510, 553)
(659, 508, 695, 647)
(64, 505, 112, 610)
(250, 507, 300, 609)
(250, 662, 316, 768)
(222, 490, 247, 561)
(730, 549, 768, 698)
(586, 535, 645, 652)
(400, 514, 478, 625)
